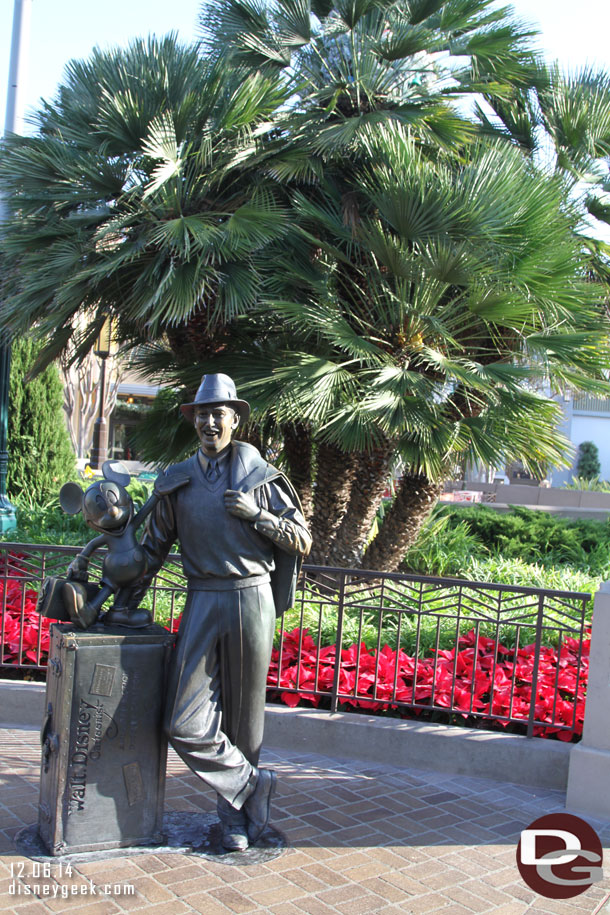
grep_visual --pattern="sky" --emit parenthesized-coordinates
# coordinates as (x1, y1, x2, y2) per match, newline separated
(1, 0, 202, 132)
(1, 0, 610, 132)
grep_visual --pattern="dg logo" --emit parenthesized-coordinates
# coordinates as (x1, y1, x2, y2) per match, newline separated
(517, 813, 603, 899)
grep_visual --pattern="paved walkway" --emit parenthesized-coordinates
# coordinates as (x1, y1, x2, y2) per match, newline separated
(1, 726, 609, 915)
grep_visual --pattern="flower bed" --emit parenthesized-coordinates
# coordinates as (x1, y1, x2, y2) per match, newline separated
(267, 626, 589, 741)
(0, 577, 50, 668)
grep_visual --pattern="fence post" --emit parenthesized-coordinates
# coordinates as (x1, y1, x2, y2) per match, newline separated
(526, 594, 545, 738)
(330, 572, 346, 715)
(566, 580, 610, 817)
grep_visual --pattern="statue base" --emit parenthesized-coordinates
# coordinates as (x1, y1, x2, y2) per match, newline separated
(16, 813, 286, 866)
(38, 623, 174, 856)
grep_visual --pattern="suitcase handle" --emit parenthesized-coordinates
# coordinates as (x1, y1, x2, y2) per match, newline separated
(41, 703, 59, 773)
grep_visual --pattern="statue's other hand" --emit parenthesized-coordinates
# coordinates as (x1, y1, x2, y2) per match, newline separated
(154, 472, 191, 496)
(66, 556, 89, 582)
(224, 489, 261, 521)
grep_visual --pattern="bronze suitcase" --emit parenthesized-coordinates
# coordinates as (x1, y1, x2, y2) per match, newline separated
(38, 623, 174, 856)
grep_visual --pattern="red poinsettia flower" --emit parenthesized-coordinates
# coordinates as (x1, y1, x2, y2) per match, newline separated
(265, 620, 589, 742)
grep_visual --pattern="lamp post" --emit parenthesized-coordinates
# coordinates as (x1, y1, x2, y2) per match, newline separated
(0, 337, 16, 531)
(89, 318, 114, 470)
(0, 0, 32, 531)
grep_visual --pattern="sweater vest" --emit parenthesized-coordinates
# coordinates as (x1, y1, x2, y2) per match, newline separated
(172, 456, 274, 587)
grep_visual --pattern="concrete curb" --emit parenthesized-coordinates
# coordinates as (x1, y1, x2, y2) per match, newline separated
(264, 705, 571, 790)
(0, 679, 46, 729)
(0, 679, 571, 791)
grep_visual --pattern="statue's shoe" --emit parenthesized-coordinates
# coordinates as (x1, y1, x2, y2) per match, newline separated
(104, 607, 152, 628)
(244, 768, 276, 844)
(221, 824, 249, 852)
(63, 582, 99, 630)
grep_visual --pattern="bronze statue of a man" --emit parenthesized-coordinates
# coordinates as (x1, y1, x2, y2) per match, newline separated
(134, 374, 312, 851)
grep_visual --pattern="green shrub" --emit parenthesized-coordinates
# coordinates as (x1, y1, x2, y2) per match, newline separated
(3, 494, 90, 545)
(464, 556, 600, 599)
(1, 487, 601, 648)
(125, 477, 154, 510)
(401, 513, 487, 577)
(576, 441, 601, 480)
(434, 505, 610, 574)
(8, 336, 76, 503)
(280, 559, 594, 658)
(0, 476, 156, 546)
(563, 476, 610, 491)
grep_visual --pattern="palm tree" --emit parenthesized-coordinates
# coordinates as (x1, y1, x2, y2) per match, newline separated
(131, 127, 610, 570)
(477, 63, 610, 280)
(201, 0, 540, 113)
(0, 35, 290, 368)
(248, 129, 610, 569)
(2, 10, 609, 572)
(199, 0, 544, 220)
(191, 0, 610, 568)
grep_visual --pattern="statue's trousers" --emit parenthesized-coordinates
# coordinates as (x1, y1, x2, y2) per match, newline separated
(163, 579, 276, 808)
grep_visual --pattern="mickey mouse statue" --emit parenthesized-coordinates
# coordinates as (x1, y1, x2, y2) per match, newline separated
(52, 461, 189, 630)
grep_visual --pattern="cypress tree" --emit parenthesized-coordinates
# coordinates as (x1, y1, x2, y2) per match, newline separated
(8, 336, 76, 503)
(576, 441, 601, 481)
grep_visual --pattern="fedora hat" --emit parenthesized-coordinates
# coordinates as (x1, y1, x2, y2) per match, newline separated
(180, 373, 250, 424)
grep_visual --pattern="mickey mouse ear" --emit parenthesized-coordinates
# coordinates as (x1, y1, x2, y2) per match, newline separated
(59, 482, 84, 515)
(102, 460, 131, 488)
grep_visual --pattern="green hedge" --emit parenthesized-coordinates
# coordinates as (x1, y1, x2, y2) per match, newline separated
(424, 505, 610, 575)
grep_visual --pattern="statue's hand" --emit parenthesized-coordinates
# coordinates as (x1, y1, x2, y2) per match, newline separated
(66, 555, 89, 582)
(154, 471, 191, 496)
(224, 489, 261, 522)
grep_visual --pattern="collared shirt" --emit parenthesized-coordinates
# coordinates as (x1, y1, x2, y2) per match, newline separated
(197, 447, 231, 478)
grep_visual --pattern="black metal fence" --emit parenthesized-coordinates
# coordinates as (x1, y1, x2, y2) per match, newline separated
(272, 566, 591, 739)
(0, 544, 591, 739)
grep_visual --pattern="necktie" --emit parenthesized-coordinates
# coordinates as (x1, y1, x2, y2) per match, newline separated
(206, 459, 220, 481)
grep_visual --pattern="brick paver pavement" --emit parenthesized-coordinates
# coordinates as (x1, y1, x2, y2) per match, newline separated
(1, 726, 609, 915)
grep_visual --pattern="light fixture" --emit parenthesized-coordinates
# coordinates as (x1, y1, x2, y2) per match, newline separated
(94, 316, 114, 359)
(90, 316, 116, 469)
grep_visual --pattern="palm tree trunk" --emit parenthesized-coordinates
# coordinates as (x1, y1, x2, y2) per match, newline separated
(309, 442, 358, 565)
(362, 471, 442, 573)
(328, 445, 394, 568)
(282, 422, 314, 523)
